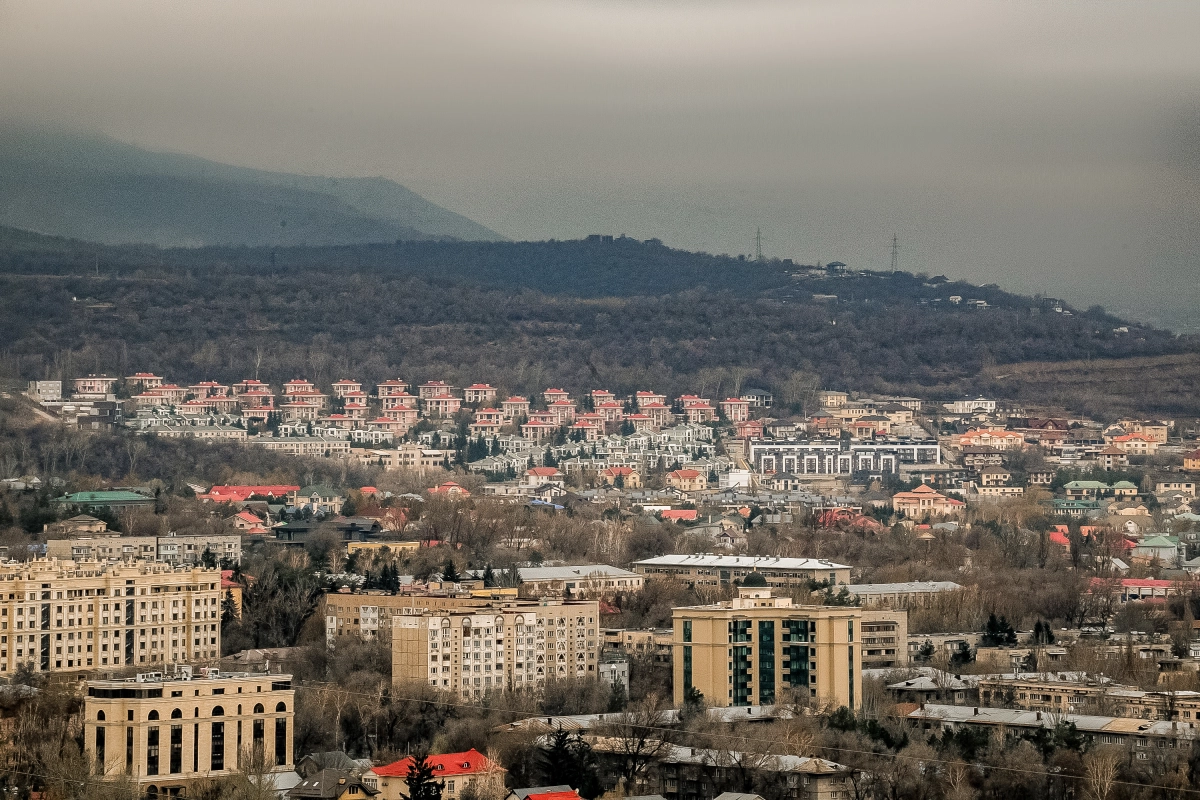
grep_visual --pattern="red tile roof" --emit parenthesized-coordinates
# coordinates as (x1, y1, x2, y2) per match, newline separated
(370, 749, 498, 778)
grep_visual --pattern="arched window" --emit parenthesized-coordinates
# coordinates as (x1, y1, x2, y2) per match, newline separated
(253, 703, 265, 714)
(212, 706, 224, 717)
(275, 702, 286, 713)
(97, 710, 106, 721)
(170, 708, 182, 719)
(148, 710, 159, 720)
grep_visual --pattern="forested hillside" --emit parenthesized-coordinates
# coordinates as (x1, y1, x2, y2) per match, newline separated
(0, 227, 1194, 418)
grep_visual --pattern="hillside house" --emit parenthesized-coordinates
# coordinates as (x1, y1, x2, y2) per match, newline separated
(891, 485, 964, 519)
(463, 384, 498, 404)
(666, 468, 707, 492)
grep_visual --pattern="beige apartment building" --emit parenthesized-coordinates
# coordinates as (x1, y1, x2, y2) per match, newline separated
(0, 559, 222, 676)
(324, 589, 520, 644)
(979, 674, 1200, 721)
(860, 609, 908, 669)
(47, 531, 242, 566)
(391, 598, 603, 699)
(84, 667, 294, 797)
(672, 588, 862, 709)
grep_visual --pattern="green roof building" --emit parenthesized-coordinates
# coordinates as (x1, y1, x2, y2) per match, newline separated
(54, 490, 155, 512)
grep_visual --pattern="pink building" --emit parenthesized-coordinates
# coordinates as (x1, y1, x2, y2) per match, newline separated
(719, 398, 751, 422)
(463, 384, 498, 404)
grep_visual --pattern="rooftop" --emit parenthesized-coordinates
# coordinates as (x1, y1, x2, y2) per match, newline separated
(635, 554, 850, 570)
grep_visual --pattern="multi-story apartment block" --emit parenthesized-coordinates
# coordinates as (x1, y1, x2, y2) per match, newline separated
(330, 379, 363, 399)
(47, 532, 242, 566)
(83, 666, 294, 796)
(602, 627, 673, 663)
(672, 588, 862, 708)
(747, 438, 941, 475)
(0, 559, 222, 676)
(74, 374, 119, 397)
(859, 609, 908, 669)
(463, 384, 498, 405)
(250, 437, 351, 457)
(634, 554, 851, 588)
(391, 598, 602, 699)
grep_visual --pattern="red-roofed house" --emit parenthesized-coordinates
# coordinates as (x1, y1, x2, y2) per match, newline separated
(1089, 578, 1180, 603)
(719, 398, 750, 422)
(891, 485, 965, 519)
(463, 384, 498, 404)
(683, 403, 716, 424)
(642, 402, 674, 428)
(364, 750, 505, 800)
(570, 420, 602, 441)
(220, 569, 243, 617)
(502, 397, 530, 420)
(200, 485, 299, 503)
(228, 510, 266, 531)
(428, 482, 471, 499)
(548, 399, 577, 425)
(283, 379, 315, 395)
(734, 420, 765, 440)
(419, 380, 456, 399)
(661, 509, 698, 522)
(516, 791, 581, 800)
(1109, 433, 1159, 456)
(601, 466, 642, 488)
(635, 391, 666, 408)
(424, 394, 463, 417)
(521, 467, 565, 489)
(331, 379, 363, 398)
(596, 401, 625, 423)
(125, 372, 163, 390)
(667, 469, 707, 492)
(625, 413, 655, 433)
(590, 389, 615, 404)
(543, 388, 570, 404)
(956, 429, 1027, 451)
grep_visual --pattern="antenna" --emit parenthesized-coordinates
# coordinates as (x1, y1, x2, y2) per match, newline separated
(754, 228, 766, 262)
(890, 233, 899, 273)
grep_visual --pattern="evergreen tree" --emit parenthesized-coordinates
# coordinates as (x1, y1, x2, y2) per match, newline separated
(405, 752, 445, 800)
(201, 547, 218, 569)
(539, 727, 599, 798)
(441, 558, 461, 583)
(482, 564, 497, 588)
(220, 589, 238, 625)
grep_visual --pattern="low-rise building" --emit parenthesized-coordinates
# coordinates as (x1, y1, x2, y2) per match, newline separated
(841, 581, 962, 609)
(634, 554, 851, 587)
(516, 565, 643, 598)
(84, 667, 294, 795)
(365, 749, 504, 800)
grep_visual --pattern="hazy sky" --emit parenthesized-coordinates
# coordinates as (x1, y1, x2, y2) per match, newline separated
(1, 1, 1198, 328)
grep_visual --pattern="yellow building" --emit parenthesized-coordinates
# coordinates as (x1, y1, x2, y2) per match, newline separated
(0, 559, 222, 676)
(391, 598, 602, 699)
(860, 609, 908, 669)
(346, 540, 420, 557)
(83, 666, 294, 796)
(672, 588, 862, 709)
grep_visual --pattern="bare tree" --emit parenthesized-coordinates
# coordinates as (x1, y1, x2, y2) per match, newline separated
(1082, 746, 1122, 800)
(598, 695, 673, 789)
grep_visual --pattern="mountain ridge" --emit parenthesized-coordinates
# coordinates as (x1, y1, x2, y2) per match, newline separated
(0, 127, 502, 247)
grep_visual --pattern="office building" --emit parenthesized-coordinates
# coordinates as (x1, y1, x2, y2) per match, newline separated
(0, 559, 222, 676)
(83, 666, 294, 796)
(391, 598, 602, 699)
(672, 588, 862, 709)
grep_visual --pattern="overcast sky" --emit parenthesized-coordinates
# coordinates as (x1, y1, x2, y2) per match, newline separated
(1, 0, 1197, 328)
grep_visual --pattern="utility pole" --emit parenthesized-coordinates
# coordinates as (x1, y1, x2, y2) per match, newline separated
(755, 228, 764, 262)
(890, 233, 899, 273)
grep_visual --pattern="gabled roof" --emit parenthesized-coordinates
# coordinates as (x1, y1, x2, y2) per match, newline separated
(370, 749, 499, 779)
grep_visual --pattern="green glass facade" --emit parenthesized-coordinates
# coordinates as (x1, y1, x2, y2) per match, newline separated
(757, 620, 775, 705)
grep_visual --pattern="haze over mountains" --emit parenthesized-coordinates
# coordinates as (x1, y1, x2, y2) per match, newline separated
(0, 128, 501, 247)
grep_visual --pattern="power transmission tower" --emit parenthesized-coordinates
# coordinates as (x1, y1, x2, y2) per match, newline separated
(755, 228, 764, 262)
(889, 233, 899, 273)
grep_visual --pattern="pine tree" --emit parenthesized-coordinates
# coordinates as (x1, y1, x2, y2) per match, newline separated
(482, 564, 497, 588)
(405, 752, 445, 800)
(442, 558, 461, 583)
(539, 727, 599, 797)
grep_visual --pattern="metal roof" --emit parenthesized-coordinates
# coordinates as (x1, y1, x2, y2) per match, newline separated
(634, 554, 850, 570)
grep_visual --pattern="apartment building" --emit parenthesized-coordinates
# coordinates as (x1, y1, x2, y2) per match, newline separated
(0, 559, 222, 675)
(516, 564, 643, 598)
(672, 588, 862, 709)
(860, 609, 908, 669)
(634, 554, 851, 588)
(251, 437, 351, 457)
(747, 437, 941, 475)
(84, 667, 294, 796)
(979, 674, 1200, 721)
(391, 598, 603, 699)
(602, 627, 673, 664)
(323, 590, 518, 643)
(47, 532, 242, 566)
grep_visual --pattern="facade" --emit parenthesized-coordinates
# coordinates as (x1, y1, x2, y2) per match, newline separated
(634, 555, 851, 588)
(516, 565, 643, 598)
(747, 438, 941, 475)
(391, 598, 603, 698)
(252, 437, 352, 457)
(842, 581, 963, 609)
(890, 485, 964, 519)
(84, 667, 294, 796)
(673, 588, 862, 708)
(859, 609, 908, 669)
(0, 559, 221, 675)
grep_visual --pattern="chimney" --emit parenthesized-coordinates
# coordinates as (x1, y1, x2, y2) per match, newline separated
(973, 708, 979, 716)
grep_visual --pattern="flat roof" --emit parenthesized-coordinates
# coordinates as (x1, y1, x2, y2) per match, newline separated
(844, 581, 962, 594)
(518, 565, 638, 581)
(634, 554, 851, 570)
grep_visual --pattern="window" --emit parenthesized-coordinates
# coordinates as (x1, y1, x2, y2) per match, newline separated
(275, 717, 288, 766)
(147, 726, 160, 775)
(169, 725, 182, 774)
(96, 726, 105, 772)
(211, 722, 224, 771)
